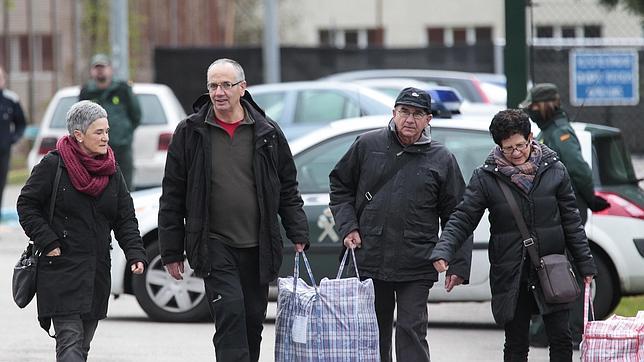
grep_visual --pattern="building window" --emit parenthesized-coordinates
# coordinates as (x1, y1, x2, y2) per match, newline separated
(318, 28, 384, 49)
(367, 28, 384, 47)
(561, 26, 576, 38)
(475, 27, 492, 44)
(453, 28, 467, 45)
(344, 30, 359, 48)
(41, 35, 53, 71)
(536, 26, 554, 38)
(427, 27, 444, 45)
(584, 25, 601, 38)
(319, 30, 332, 47)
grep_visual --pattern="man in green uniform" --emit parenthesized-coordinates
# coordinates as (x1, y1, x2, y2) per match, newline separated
(520, 83, 610, 349)
(79, 54, 141, 190)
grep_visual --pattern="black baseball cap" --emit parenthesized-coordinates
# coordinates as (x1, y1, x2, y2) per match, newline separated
(395, 87, 432, 113)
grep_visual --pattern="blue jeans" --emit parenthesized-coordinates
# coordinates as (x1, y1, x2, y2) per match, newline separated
(504, 284, 572, 362)
(52, 315, 99, 362)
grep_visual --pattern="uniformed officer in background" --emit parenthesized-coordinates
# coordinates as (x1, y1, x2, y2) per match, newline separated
(0, 65, 26, 222)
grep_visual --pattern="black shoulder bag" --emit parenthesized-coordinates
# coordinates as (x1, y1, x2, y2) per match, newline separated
(12, 156, 62, 308)
(496, 178, 580, 304)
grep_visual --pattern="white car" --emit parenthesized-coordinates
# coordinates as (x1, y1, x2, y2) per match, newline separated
(27, 83, 186, 189)
(114, 116, 644, 322)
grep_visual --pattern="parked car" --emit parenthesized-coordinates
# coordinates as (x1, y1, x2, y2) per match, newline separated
(350, 77, 502, 117)
(27, 83, 186, 189)
(114, 116, 644, 322)
(247, 81, 393, 140)
(321, 69, 494, 104)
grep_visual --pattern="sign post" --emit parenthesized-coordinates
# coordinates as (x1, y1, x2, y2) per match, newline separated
(570, 49, 639, 106)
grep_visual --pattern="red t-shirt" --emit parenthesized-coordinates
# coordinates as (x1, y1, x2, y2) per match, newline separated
(214, 117, 243, 139)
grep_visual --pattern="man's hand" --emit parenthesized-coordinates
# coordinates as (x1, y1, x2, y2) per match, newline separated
(445, 274, 465, 292)
(343, 230, 362, 249)
(165, 261, 185, 280)
(294, 243, 305, 253)
(46, 247, 61, 257)
(433, 259, 448, 273)
(131, 261, 145, 274)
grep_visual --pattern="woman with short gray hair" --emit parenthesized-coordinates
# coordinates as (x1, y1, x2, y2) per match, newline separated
(17, 100, 147, 361)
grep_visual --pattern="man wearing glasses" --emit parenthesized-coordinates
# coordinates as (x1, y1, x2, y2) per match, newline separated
(158, 58, 308, 361)
(330, 87, 472, 362)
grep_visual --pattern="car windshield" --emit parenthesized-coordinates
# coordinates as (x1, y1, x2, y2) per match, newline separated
(50, 94, 167, 128)
(592, 133, 638, 186)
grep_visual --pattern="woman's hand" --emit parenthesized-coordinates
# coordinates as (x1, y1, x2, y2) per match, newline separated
(46, 247, 61, 257)
(131, 261, 145, 274)
(584, 275, 594, 285)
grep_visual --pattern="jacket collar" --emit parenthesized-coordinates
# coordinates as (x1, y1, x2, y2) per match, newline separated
(387, 118, 432, 148)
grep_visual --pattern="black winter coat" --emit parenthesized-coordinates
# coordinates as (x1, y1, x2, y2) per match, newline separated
(329, 124, 473, 282)
(17, 152, 147, 319)
(431, 145, 597, 325)
(158, 92, 309, 284)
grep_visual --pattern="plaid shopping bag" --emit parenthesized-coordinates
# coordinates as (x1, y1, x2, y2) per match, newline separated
(275, 250, 380, 362)
(581, 281, 644, 361)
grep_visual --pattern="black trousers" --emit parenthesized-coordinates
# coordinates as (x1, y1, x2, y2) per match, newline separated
(203, 238, 268, 362)
(372, 278, 433, 362)
(52, 315, 99, 362)
(0, 148, 9, 222)
(504, 283, 572, 362)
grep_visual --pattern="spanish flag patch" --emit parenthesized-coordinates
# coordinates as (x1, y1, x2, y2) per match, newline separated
(559, 133, 571, 142)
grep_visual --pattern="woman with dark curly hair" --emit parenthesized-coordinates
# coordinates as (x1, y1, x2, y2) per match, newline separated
(430, 109, 596, 361)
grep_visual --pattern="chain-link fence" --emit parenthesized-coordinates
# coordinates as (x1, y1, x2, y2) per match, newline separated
(528, 0, 643, 153)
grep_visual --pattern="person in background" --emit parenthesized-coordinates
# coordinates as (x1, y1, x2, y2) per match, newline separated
(0, 65, 26, 221)
(520, 83, 610, 348)
(158, 58, 309, 361)
(431, 109, 596, 361)
(329, 87, 472, 362)
(17, 100, 146, 361)
(79, 53, 141, 190)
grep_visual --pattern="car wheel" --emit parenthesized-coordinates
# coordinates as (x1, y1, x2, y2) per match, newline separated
(132, 241, 210, 322)
(591, 250, 621, 320)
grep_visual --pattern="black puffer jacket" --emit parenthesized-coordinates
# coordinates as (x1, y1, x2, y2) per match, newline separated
(158, 92, 309, 284)
(17, 152, 146, 319)
(329, 122, 472, 282)
(431, 145, 596, 325)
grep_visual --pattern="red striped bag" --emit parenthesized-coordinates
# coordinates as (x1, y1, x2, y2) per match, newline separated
(581, 281, 644, 361)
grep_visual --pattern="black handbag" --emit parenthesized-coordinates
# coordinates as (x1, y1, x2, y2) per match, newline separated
(496, 178, 580, 304)
(12, 157, 61, 308)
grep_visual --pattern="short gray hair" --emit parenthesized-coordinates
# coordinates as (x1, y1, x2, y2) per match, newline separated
(206, 58, 245, 82)
(66, 100, 108, 135)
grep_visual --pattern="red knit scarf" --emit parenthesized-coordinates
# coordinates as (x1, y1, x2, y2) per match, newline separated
(56, 135, 116, 197)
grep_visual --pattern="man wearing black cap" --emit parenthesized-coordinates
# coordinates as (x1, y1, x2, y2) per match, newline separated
(521, 83, 609, 349)
(79, 53, 141, 190)
(329, 87, 472, 362)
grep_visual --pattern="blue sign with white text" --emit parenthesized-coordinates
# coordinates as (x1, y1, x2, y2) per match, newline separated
(570, 50, 639, 106)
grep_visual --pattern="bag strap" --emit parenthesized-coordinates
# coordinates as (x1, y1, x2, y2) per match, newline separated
(355, 151, 412, 219)
(495, 178, 542, 270)
(582, 280, 594, 335)
(336, 247, 360, 279)
(292, 251, 318, 296)
(49, 156, 62, 224)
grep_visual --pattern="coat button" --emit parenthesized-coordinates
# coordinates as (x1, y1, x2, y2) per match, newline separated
(494, 167, 498, 171)
(544, 162, 548, 166)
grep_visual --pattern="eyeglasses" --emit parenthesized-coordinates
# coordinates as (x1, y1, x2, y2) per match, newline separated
(396, 109, 427, 120)
(500, 141, 530, 155)
(206, 80, 244, 91)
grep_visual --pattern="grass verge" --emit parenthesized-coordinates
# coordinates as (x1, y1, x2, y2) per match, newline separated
(613, 295, 644, 317)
